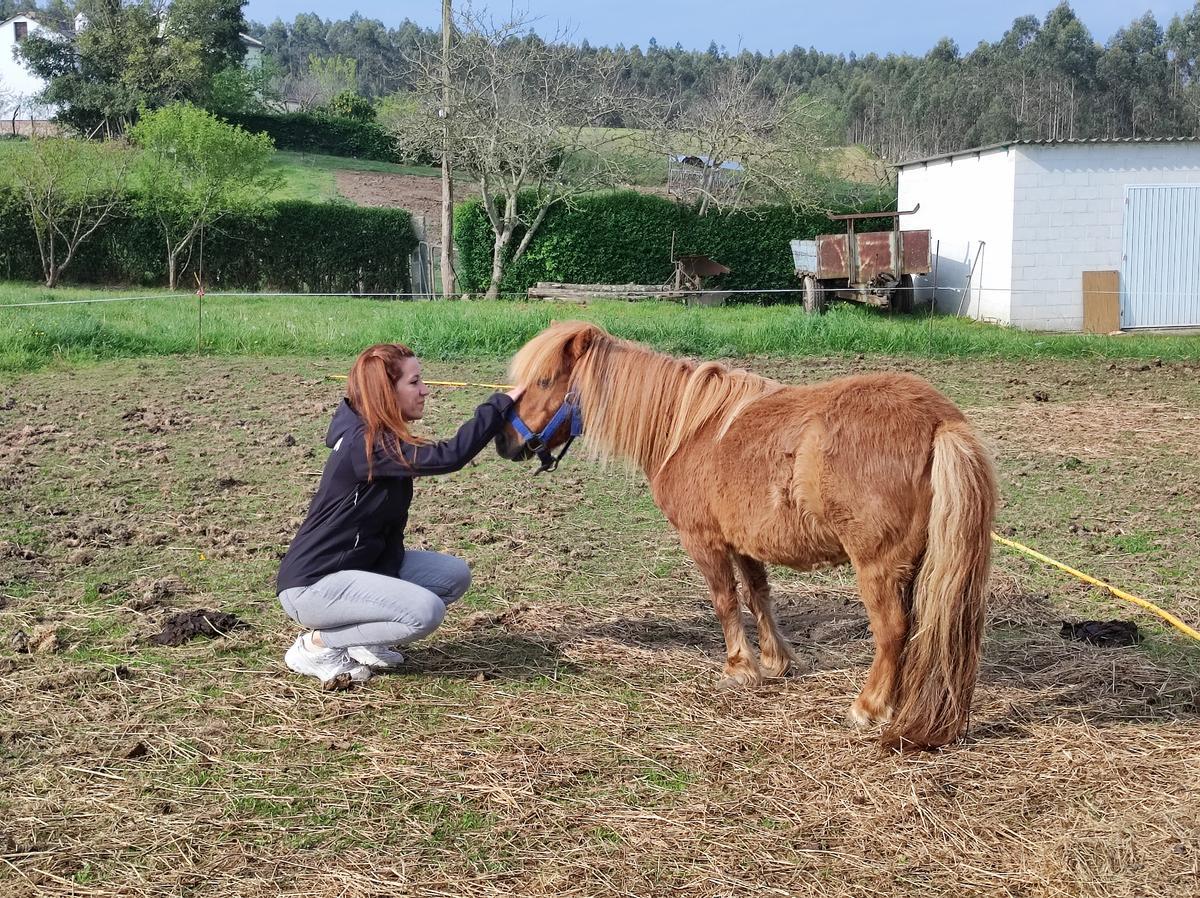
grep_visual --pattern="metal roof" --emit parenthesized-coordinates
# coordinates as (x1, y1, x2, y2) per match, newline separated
(670, 153, 744, 172)
(896, 137, 1200, 169)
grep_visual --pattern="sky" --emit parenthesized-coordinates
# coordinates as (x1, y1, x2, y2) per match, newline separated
(242, 1, 1198, 57)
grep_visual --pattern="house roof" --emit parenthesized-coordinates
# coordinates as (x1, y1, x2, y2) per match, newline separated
(897, 137, 1200, 169)
(1, 12, 41, 27)
(3, 16, 265, 48)
(1, 12, 72, 40)
(670, 153, 744, 172)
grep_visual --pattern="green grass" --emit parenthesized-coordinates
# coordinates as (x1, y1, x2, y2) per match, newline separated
(1, 281, 1198, 372)
(573, 127, 889, 189)
(2, 141, 439, 204)
(267, 150, 441, 203)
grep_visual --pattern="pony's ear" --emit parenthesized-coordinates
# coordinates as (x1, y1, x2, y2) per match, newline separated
(565, 327, 596, 363)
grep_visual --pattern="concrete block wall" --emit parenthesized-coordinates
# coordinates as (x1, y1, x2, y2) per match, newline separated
(1010, 143, 1200, 330)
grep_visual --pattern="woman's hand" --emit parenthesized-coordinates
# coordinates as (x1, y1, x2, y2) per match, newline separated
(505, 384, 526, 402)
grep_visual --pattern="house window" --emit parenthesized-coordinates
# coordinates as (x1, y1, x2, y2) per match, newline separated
(14, 21, 28, 42)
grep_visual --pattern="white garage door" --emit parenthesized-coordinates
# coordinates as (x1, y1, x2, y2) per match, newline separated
(1121, 185, 1200, 328)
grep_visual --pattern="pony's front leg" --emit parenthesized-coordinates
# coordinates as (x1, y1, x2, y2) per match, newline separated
(734, 553, 799, 678)
(682, 535, 763, 688)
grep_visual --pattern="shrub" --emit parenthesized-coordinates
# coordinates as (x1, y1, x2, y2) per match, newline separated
(453, 190, 895, 300)
(326, 91, 376, 122)
(222, 111, 433, 165)
(0, 190, 416, 292)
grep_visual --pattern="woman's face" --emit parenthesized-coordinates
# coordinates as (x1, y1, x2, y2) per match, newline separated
(395, 356, 430, 421)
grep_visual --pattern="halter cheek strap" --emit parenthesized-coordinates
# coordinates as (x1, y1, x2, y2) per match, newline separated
(505, 389, 584, 474)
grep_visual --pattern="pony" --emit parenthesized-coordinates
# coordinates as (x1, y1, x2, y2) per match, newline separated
(495, 321, 997, 750)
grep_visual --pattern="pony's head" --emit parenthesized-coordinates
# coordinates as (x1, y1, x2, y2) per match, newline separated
(495, 321, 604, 462)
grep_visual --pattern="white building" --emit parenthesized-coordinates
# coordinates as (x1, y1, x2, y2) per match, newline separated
(897, 138, 1200, 331)
(1, 12, 266, 130)
(0, 12, 61, 126)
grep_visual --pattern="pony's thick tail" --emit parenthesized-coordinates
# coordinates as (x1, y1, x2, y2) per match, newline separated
(883, 421, 996, 751)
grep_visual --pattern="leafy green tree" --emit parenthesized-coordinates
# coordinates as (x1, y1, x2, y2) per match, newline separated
(167, 0, 247, 78)
(1167, 2, 1200, 134)
(17, 0, 248, 135)
(202, 56, 283, 115)
(129, 103, 280, 289)
(326, 90, 375, 121)
(4, 137, 131, 287)
(1098, 12, 1172, 137)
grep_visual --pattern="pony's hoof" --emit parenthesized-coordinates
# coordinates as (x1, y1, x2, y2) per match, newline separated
(847, 698, 893, 728)
(761, 660, 788, 679)
(717, 667, 763, 690)
(761, 652, 803, 678)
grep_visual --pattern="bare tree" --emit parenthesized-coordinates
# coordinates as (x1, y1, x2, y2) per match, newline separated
(658, 65, 832, 215)
(6, 138, 131, 288)
(287, 55, 358, 111)
(386, 5, 650, 299)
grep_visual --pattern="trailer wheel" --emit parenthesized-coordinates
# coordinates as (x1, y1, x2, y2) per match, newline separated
(894, 274, 915, 313)
(802, 275, 824, 314)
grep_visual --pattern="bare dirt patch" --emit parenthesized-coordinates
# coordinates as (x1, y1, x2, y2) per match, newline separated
(335, 172, 480, 242)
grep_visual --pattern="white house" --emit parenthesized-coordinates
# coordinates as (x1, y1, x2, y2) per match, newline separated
(896, 138, 1200, 331)
(1, 12, 266, 129)
(0, 12, 61, 126)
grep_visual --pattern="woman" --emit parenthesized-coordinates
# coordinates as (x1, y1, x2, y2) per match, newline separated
(276, 342, 523, 685)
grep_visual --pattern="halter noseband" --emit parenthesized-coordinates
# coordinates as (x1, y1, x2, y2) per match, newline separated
(505, 389, 583, 474)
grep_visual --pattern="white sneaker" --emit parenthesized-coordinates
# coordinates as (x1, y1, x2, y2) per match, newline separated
(285, 634, 373, 685)
(347, 644, 406, 670)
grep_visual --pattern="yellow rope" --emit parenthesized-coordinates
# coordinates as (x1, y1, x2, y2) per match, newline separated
(991, 532, 1200, 643)
(325, 374, 514, 389)
(425, 379, 514, 390)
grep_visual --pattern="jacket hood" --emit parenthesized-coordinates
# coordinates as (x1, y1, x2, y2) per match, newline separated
(326, 399, 361, 448)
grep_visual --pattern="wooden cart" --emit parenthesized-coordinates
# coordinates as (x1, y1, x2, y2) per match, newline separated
(790, 206, 931, 314)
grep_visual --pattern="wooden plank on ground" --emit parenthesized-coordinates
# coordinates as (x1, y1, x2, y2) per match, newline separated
(527, 282, 684, 302)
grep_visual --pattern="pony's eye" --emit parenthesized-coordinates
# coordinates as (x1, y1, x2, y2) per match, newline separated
(537, 378, 552, 388)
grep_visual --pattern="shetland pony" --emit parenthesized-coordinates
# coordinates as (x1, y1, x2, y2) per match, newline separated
(496, 321, 996, 750)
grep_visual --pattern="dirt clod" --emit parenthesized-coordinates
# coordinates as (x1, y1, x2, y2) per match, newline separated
(1060, 619, 1141, 647)
(151, 609, 248, 646)
(120, 739, 148, 760)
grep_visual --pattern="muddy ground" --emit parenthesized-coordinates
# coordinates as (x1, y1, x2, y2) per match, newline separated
(1, 353, 1198, 897)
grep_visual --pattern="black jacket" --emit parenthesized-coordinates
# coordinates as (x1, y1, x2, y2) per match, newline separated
(276, 394, 513, 592)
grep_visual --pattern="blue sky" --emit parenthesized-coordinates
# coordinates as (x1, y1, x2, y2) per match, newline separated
(243, 1, 1198, 56)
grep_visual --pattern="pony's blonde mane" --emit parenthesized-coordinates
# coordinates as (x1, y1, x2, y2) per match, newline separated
(510, 321, 780, 474)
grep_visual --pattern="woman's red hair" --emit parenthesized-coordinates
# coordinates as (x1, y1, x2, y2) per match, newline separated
(345, 343, 426, 480)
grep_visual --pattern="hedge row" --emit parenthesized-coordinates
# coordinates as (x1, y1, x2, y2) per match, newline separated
(453, 190, 895, 300)
(0, 193, 417, 293)
(222, 111, 433, 165)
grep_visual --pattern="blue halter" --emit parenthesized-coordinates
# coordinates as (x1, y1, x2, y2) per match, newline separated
(505, 389, 584, 474)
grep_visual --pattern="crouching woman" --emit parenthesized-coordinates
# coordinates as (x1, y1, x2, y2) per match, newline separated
(276, 342, 522, 686)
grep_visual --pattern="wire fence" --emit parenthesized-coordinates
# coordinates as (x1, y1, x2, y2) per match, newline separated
(1, 283, 1189, 310)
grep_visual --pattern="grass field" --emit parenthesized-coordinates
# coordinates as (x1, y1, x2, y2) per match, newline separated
(1, 329, 1198, 895)
(575, 127, 891, 189)
(3, 283, 1200, 374)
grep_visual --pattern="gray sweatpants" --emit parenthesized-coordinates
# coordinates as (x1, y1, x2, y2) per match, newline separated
(277, 550, 472, 649)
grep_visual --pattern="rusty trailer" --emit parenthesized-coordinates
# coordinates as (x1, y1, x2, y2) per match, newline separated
(790, 206, 931, 314)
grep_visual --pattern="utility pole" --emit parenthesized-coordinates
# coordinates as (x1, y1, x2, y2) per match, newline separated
(440, 0, 456, 297)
